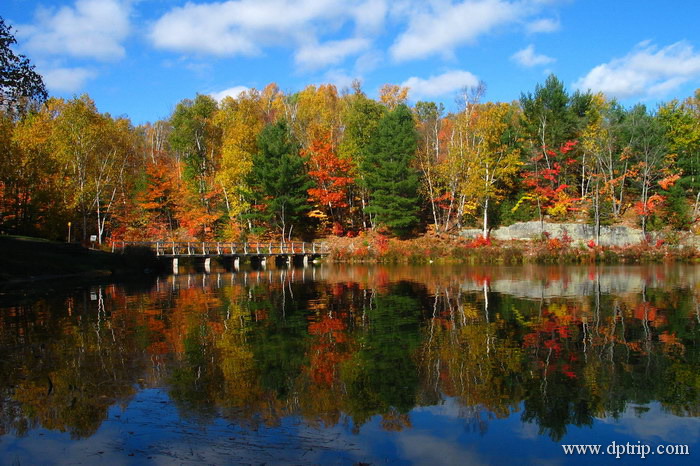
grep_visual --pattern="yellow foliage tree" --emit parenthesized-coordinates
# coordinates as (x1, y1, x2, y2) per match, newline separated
(215, 89, 267, 236)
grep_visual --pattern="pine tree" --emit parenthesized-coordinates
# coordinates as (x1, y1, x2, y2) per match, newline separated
(362, 104, 420, 237)
(248, 120, 312, 240)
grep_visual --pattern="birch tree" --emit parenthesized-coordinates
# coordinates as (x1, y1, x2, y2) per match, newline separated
(472, 102, 521, 237)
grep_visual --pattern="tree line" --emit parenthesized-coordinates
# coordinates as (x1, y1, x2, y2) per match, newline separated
(2, 20, 700, 243)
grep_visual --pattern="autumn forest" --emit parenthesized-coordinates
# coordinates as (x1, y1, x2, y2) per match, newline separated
(2, 20, 700, 246)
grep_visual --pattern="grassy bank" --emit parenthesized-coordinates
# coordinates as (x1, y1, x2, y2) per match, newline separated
(324, 231, 700, 265)
(0, 235, 161, 283)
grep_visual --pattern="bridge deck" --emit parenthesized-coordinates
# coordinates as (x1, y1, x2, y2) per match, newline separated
(112, 241, 330, 257)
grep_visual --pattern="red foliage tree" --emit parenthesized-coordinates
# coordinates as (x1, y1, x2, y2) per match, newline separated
(304, 133, 354, 233)
(521, 140, 580, 219)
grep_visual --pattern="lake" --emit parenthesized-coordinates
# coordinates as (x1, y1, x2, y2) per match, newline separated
(1, 263, 699, 464)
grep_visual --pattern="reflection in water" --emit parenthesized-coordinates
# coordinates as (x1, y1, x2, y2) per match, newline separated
(1, 264, 699, 463)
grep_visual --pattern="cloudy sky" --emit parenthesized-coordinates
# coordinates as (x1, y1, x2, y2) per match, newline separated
(5, 0, 700, 123)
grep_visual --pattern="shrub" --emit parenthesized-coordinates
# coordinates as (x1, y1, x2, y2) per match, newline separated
(467, 235, 492, 248)
(602, 248, 619, 263)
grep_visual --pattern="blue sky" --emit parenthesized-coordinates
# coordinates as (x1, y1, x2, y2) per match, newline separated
(4, 0, 700, 124)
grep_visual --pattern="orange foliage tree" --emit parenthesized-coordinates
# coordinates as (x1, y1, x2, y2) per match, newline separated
(304, 132, 354, 233)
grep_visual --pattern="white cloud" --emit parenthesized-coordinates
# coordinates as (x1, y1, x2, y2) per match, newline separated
(150, 0, 387, 70)
(295, 38, 371, 69)
(526, 17, 560, 33)
(401, 70, 480, 99)
(511, 44, 554, 67)
(150, 1, 259, 56)
(210, 86, 251, 101)
(42, 67, 97, 92)
(354, 50, 384, 74)
(599, 403, 700, 443)
(353, 0, 389, 33)
(321, 69, 359, 91)
(397, 432, 488, 466)
(150, 0, 562, 73)
(390, 0, 529, 61)
(19, 0, 131, 61)
(574, 41, 700, 99)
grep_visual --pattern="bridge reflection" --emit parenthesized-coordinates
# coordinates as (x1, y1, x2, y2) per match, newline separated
(154, 266, 329, 292)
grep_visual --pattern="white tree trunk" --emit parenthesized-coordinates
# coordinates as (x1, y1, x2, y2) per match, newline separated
(482, 197, 489, 238)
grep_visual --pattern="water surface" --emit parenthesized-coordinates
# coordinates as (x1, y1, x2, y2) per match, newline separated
(1, 264, 699, 464)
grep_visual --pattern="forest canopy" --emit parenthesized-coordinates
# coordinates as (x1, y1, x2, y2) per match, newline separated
(1, 17, 699, 243)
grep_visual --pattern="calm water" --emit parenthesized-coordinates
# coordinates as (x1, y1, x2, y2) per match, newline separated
(1, 264, 699, 465)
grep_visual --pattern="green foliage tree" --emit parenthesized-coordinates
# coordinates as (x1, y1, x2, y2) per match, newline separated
(339, 88, 387, 229)
(362, 104, 420, 237)
(0, 17, 47, 117)
(657, 95, 700, 219)
(169, 94, 223, 238)
(621, 105, 669, 232)
(519, 75, 594, 222)
(414, 100, 445, 229)
(169, 94, 221, 198)
(247, 120, 312, 240)
(520, 75, 575, 157)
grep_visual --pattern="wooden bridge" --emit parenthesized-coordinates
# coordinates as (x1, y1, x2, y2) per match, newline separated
(112, 240, 330, 271)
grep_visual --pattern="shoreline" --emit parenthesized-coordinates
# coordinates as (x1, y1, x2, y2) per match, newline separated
(3, 232, 700, 287)
(322, 231, 700, 265)
(0, 235, 162, 287)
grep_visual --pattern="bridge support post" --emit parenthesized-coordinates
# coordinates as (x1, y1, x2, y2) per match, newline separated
(173, 258, 179, 275)
(233, 257, 240, 270)
(288, 255, 294, 267)
(303, 255, 309, 267)
(260, 257, 266, 269)
(204, 257, 211, 273)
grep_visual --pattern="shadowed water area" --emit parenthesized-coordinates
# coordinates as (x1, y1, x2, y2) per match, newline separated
(1, 264, 699, 464)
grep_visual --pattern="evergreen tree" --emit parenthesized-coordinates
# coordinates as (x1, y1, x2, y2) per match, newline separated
(248, 120, 312, 240)
(362, 104, 420, 237)
(338, 88, 386, 229)
(520, 74, 574, 153)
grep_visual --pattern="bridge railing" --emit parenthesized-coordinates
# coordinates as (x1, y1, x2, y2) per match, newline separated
(111, 240, 330, 256)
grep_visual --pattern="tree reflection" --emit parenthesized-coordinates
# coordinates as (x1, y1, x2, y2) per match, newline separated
(0, 288, 145, 438)
(0, 265, 699, 441)
(343, 283, 423, 430)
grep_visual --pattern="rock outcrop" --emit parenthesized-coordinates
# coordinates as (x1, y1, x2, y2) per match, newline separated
(460, 221, 655, 246)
